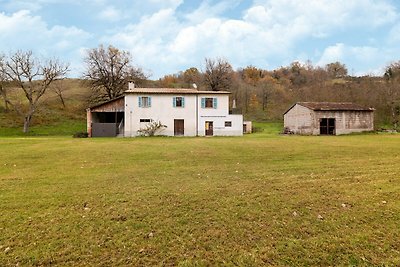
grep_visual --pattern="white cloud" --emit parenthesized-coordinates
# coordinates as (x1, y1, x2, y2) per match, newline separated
(98, 6, 123, 22)
(0, 10, 91, 76)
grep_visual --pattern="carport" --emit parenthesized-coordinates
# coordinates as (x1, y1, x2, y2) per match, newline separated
(86, 97, 125, 137)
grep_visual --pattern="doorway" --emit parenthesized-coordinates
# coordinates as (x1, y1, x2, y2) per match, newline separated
(320, 118, 335, 135)
(205, 121, 213, 136)
(174, 119, 184, 136)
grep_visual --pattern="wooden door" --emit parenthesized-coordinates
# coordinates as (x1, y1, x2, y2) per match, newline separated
(174, 119, 184, 136)
(205, 121, 213, 136)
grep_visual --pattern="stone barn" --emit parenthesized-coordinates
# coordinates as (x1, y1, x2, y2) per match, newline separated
(283, 102, 374, 135)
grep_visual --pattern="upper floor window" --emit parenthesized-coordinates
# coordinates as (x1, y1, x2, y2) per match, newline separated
(173, 96, 185, 108)
(201, 97, 217, 109)
(138, 96, 151, 108)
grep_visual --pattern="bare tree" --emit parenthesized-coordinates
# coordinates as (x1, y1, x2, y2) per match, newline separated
(0, 55, 9, 112)
(383, 61, 400, 128)
(83, 45, 147, 103)
(0, 50, 69, 133)
(51, 79, 67, 108)
(203, 58, 233, 91)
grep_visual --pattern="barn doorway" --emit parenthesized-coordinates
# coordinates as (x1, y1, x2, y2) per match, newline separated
(320, 118, 335, 135)
(205, 121, 213, 136)
(174, 119, 184, 136)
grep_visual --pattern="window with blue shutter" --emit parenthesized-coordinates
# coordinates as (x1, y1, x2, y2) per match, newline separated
(139, 96, 151, 108)
(213, 98, 217, 109)
(181, 97, 185, 108)
(173, 97, 176, 107)
(201, 97, 206, 108)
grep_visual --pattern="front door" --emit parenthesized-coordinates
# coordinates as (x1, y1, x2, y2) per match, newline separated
(205, 121, 213, 136)
(174, 119, 184, 136)
(320, 118, 335, 135)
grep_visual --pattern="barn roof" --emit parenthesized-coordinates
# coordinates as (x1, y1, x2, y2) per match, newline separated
(284, 102, 374, 115)
(125, 88, 231, 94)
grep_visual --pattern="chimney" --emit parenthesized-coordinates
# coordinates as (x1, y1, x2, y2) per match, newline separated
(128, 81, 135, 90)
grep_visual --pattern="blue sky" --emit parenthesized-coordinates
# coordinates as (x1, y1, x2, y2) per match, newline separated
(1, 0, 399, 79)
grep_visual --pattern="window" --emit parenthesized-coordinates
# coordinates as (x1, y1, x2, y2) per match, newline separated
(140, 119, 151, 123)
(138, 96, 151, 108)
(225, 121, 232, 127)
(173, 96, 185, 107)
(201, 97, 217, 109)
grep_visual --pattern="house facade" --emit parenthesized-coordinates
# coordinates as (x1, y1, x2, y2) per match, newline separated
(283, 102, 374, 135)
(87, 85, 243, 137)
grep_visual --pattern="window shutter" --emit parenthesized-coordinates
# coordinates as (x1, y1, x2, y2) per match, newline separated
(148, 97, 152, 107)
(138, 96, 142, 107)
(182, 97, 185, 108)
(213, 98, 218, 109)
(173, 97, 176, 107)
(201, 97, 205, 108)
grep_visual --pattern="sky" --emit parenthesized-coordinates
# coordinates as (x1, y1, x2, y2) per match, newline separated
(1, 0, 400, 79)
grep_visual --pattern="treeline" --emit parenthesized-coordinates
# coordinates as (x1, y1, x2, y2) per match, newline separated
(1, 45, 400, 133)
(154, 60, 400, 128)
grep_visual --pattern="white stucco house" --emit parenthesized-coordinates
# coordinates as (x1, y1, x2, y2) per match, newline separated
(87, 83, 243, 137)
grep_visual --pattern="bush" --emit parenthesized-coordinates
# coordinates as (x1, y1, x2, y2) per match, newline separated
(73, 132, 88, 138)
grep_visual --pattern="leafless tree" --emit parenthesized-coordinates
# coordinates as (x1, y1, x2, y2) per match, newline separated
(51, 79, 67, 108)
(83, 45, 147, 103)
(325, 62, 348, 78)
(0, 50, 69, 133)
(383, 61, 400, 128)
(203, 58, 233, 91)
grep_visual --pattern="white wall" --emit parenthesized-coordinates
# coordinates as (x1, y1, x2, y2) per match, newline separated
(124, 94, 197, 137)
(197, 94, 242, 136)
(124, 93, 243, 137)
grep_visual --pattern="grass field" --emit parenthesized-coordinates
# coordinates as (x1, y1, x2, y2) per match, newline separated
(1, 124, 400, 266)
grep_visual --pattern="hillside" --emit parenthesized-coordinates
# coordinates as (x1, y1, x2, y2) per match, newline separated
(0, 79, 89, 135)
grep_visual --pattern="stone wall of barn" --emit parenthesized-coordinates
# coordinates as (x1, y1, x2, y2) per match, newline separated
(284, 104, 374, 135)
(313, 110, 374, 135)
(283, 104, 315, 134)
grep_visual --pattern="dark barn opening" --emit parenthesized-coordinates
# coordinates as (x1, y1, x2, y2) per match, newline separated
(87, 97, 125, 137)
(320, 118, 335, 135)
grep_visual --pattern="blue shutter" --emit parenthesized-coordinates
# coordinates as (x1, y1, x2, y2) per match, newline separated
(173, 97, 176, 107)
(182, 97, 185, 108)
(148, 97, 152, 107)
(201, 98, 205, 108)
(138, 96, 142, 107)
(213, 98, 217, 109)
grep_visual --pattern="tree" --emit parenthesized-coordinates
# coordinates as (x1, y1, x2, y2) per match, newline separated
(325, 62, 348, 78)
(383, 61, 400, 128)
(203, 58, 233, 91)
(0, 55, 9, 112)
(83, 45, 147, 103)
(182, 67, 201, 88)
(51, 79, 67, 108)
(0, 50, 69, 133)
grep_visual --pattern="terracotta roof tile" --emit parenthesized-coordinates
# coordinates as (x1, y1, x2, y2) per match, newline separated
(125, 88, 230, 94)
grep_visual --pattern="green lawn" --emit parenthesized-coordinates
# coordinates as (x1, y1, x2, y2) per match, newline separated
(0, 125, 400, 266)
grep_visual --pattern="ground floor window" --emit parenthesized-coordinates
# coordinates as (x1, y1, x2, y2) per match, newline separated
(140, 119, 152, 123)
(225, 121, 232, 127)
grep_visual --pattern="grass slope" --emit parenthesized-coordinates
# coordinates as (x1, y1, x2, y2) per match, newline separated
(0, 125, 399, 266)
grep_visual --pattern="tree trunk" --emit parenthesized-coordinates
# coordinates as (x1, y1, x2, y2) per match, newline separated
(23, 115, 32, 133)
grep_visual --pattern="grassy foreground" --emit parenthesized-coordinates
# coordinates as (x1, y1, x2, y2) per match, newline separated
(0, 125, 400, 266)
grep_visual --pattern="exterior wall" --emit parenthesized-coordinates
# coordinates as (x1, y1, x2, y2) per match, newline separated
(283, 104, 314, 134)
(124, 94, 197, 137)
(313, 111, 374, 135)
(284, 104, 374, 135)
(243, 121, 252, 133)
(197, 94, 243, 136)
(124, 93, 243, 137)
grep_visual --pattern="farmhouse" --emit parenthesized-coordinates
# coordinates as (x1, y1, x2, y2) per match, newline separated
(87, 83, 243, 137)
(283, 102, 374, 135)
